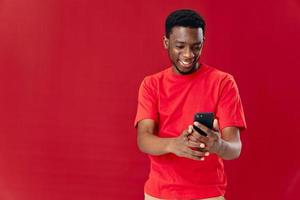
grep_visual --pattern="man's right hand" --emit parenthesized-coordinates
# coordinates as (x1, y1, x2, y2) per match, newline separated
(166, 125, 208, 161)
(137, 120, 209, 160)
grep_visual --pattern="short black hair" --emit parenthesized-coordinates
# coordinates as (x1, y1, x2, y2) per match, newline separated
(165, 9, 206, 38)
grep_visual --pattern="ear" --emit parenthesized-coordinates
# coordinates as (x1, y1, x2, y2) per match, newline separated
(201, 37, 205, 48)
(163, 35, 169, 49)
(199, 37, 205, 50)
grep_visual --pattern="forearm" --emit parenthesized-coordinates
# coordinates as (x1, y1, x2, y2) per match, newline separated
(217, 139, 242, 160)
(137, 132, 173, 156)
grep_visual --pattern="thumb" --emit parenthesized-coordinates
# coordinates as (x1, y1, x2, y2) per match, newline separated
(213, 119, 220, 131)
(182, 125, 193, 136)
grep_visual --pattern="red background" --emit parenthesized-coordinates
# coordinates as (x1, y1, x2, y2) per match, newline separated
(0, 1, 299, 200)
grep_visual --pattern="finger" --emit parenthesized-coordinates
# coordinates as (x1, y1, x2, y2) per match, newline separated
(199, 142, 206, 148)
(188, 125, 193, 134)
(188, 141, 206, 148)
(185, 147, 207, 157)
(187, 140, 202, 148)
(189, 132, 209, 149)
(180, 149, 202, 160)
(188, 134, 199, 142)
(193, 125, 207, 136)
(182, 129, 190, 137)
(206, 130, 220, 141)
(187, 142, 209, 157)
(213, 119, 219, 131)
(191, 131, 202, 139)
(185, 154, 202, 161)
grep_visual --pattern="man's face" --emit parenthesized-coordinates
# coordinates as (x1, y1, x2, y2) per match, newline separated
(164, 27, 204, 75)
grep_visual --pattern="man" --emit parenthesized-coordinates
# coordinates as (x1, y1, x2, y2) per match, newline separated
(135, 9, 246, 200)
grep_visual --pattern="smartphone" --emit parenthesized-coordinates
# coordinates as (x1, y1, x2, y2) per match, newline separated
(193, 112, 214, 136)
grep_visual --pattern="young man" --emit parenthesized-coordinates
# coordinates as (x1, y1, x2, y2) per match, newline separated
(135, 9, 246, 200)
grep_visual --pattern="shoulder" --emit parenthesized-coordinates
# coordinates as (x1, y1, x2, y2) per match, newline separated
(142, 67, 170, 87)
(202, 64, 236, 85)
(204, 64, 233, 79)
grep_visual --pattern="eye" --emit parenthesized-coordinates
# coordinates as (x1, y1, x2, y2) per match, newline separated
(175, 46, 184, 49)
(193, 46, 201, 51)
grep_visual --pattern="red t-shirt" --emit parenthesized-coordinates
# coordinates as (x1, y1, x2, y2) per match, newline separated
(135, 64, 246, 199)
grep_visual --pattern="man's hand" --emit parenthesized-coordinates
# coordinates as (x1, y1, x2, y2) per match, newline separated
(189, 119, 242, 160)
(196, 120, 222, 154)
(166, 126, 208, 161)
(189, 120, 222, 156)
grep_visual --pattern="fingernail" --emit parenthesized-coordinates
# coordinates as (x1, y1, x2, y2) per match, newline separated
(194, 122, 199, 126)
(200, 143, 205, 148)
(205, 152, 209, 156)
(200, 157, 205, 161)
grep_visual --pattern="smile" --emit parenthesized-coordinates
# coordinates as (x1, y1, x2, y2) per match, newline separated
(179, 60, 194, 67)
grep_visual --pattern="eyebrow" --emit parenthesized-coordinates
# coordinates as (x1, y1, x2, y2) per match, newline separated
(174, 40, 202, 45)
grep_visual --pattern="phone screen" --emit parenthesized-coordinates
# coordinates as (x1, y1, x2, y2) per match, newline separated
(193, 112, 214, 136)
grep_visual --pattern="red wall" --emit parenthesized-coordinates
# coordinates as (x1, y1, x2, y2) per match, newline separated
(0, 1, 299, 200)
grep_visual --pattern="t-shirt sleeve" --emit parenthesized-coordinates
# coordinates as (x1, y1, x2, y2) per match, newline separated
(134, 77, 158, 127)
(216, 75, 247, 131)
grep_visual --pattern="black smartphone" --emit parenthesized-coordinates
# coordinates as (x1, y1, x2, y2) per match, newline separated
(193, 112, 214, 136)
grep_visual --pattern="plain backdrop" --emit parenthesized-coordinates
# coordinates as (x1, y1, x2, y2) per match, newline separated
(0, 0, 299, 200)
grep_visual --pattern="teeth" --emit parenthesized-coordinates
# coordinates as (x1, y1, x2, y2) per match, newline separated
(180, 60, 193, 65)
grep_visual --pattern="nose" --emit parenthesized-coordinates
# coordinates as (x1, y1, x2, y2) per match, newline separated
(183, 47, 195, 59)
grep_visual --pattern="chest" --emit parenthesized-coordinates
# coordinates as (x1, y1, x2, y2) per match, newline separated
(157, 78, 220, 115)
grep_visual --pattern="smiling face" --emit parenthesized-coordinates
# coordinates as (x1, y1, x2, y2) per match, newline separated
(164, 26, 204, 75)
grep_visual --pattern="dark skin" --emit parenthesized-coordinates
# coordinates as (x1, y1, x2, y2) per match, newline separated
(137, 27, 242, 160)
(163, 26, 204, 75)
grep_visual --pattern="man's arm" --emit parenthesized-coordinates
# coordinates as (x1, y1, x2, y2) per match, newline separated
(217, 126, 241, 160)
(137, 119, 171, 155)
(190, 122, 242, 160)
(137, 119, 207, 160)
